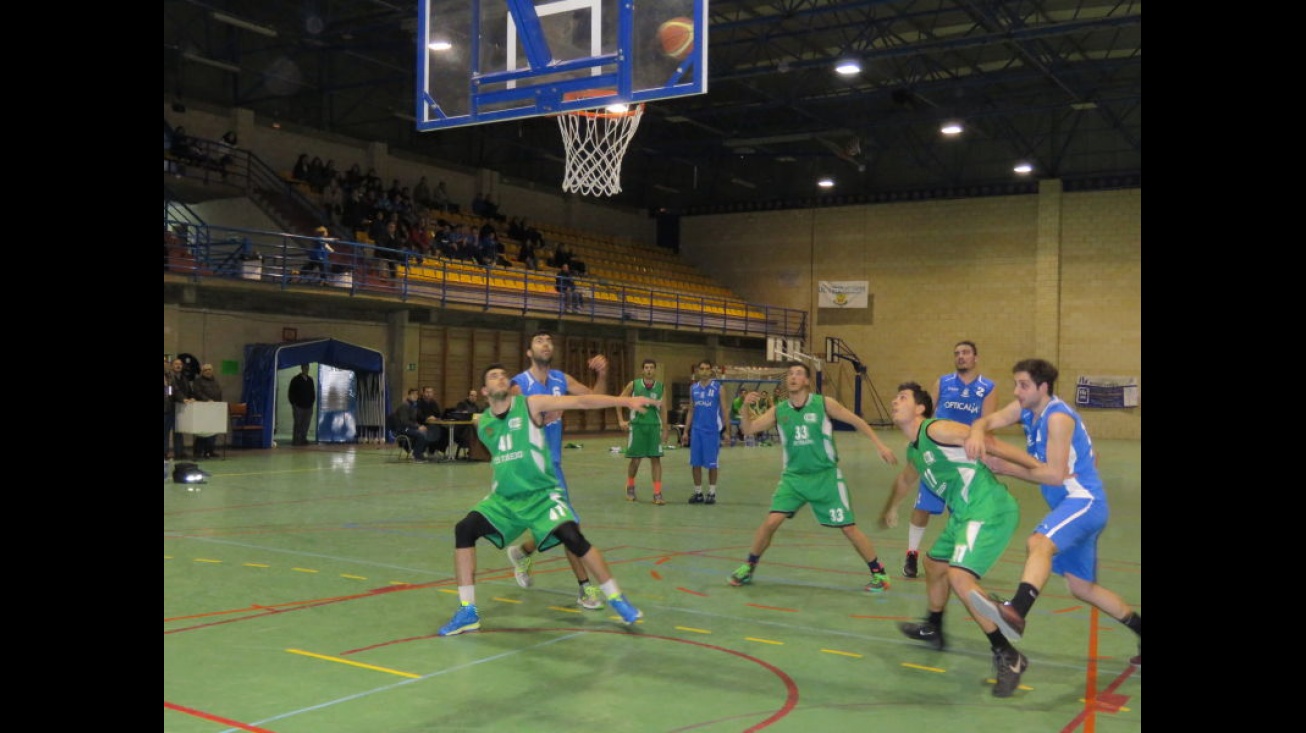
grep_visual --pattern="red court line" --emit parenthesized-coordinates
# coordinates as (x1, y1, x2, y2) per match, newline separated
(164, 701, 277, 732)
(677, 587, 708, 597)
(1058, 606, 1139, 733)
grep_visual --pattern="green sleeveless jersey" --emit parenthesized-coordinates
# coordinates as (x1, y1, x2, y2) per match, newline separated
(776, 393, 838, 474)
(907, 417, 1017, 517)
(477, 395, 559, 499)
(630, 380, 664, 425)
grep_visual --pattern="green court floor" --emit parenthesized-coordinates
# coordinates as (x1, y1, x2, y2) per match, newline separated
(164, 430, 1142, 732)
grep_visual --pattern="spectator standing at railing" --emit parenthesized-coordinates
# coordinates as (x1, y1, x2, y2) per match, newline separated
(556, 263, 581, 312)
(215, 131, 238, 181)
(301, 226, 335, 284)
(373, 218, 404, 280)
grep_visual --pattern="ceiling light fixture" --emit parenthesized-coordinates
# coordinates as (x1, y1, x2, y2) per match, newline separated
(428, 40, 453, 52)
(211, 11, 278, 38)
(1013, 162, 1034, 174)
(940, 121, 964, 136)
(182, 52, 241, 74)
(818, 177, 835, 188)
(835, 58, 862, 75)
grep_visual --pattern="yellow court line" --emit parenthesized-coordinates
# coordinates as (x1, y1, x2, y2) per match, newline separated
(291, 567, 319, 573)
(675, 626, 712, 634)
(820, 649, 862, 658)
(903, 662, 946, 673)
(243, 563, 270, 568)
(286, 648, 420, 679)
(194, 558, 222, 564)
(340, 574, 367, 580)
(745, 637, 783, 645)
(389, 581, 412, 586)
(164, 555, 173, 560)
(437, 588, 457, 595)
(493, 597, 523, 604)
(985, 678, 1032, 692)
(550, 606, 583, 614)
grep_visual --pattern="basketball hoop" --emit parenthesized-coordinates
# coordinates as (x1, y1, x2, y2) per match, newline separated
(557, 90, 644, 197)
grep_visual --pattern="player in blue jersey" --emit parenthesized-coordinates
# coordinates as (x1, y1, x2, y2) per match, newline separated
(881, 341, 997, 578)
(681, 359, 730, 504)
(503, 331, 611, 610)
(965, 358, 1142, 668)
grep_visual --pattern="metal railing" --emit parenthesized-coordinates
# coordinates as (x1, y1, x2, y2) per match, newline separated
(163, 219, 807, 339)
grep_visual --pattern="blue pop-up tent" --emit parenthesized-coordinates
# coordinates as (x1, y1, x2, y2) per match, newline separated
(241, 338, 387, 448)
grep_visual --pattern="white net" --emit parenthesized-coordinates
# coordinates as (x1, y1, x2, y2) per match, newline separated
(558, 104, 644, 196)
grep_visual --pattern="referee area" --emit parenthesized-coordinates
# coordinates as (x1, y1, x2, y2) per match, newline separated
(163, 427, 1141, 733)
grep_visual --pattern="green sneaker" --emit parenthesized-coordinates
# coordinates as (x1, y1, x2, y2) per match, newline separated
(727, 563, 753, 586)
(864, 571, 890, 593)
(506, 544, 534, 589)
(578, 584, 605, 610)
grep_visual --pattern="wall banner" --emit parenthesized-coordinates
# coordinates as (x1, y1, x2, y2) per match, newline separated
(818, 281, 869, 308)
(1075, 376, 1139, 408)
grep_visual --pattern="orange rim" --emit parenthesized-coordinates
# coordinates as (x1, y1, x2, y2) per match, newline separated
(558, 89, 643, 119)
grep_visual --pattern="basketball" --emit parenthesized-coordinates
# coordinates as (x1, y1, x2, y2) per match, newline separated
(658, 17, 694, 61)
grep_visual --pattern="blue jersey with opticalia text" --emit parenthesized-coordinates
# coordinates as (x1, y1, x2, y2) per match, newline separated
(1021, 396, 1104, 508)
(935, 373, 995, 425)
(690, 380, 725, 434)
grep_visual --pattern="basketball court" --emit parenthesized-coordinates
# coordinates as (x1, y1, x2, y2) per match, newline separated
(164, 429, 1141, 732)
(164, 5, 1140, 730)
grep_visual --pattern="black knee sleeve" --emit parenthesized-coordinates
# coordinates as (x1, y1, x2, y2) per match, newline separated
(454, 512, 494, 548)
(552, 521, 592, 557)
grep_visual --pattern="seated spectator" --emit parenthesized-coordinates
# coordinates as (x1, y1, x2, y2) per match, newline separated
(408, 214, 433, 257)
(444, 389, 484, 458)
(518, 238, 540, 271)
(322, 177, 344, 224)
(433, 180, 454, 213)
(415, 386, 447, 459)
(388, 389, 430, 462)
(413, 176, 433, 209)
(292, 153, 311, 183)
(470, 193, 488, 217)
(344, 162, 364, 191)
(308, 156, 327, 192)
(434, 222, 456, 259)
(170, 126, 203, 167)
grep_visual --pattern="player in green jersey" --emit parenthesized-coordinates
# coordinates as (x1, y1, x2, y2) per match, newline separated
(883, 381, 1042, 698)
(727, 362, 898, 593)
(615, 358, 670, 504)
(437, 363, 660, 636)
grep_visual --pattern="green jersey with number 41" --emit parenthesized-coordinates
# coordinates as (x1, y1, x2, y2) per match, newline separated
(477, 395, 559, 499)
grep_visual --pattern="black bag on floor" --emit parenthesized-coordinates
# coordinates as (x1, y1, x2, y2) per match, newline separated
(172, 462, 210, 484)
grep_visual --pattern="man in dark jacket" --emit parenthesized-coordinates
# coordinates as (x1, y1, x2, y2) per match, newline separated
(390, 388, 430, 462)
(288, 364, 316, 446)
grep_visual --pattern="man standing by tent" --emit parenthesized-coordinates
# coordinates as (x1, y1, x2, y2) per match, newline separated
(288, 364, 316, 446)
